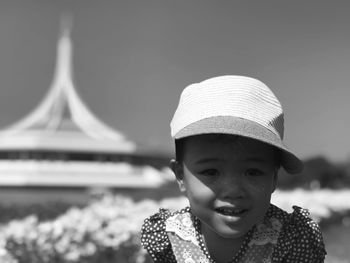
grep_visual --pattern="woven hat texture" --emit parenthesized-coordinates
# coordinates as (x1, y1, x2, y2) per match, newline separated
(170, 75, 303, 174)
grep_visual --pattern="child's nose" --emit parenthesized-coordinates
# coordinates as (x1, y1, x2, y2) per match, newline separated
(219, 174, 246, 200)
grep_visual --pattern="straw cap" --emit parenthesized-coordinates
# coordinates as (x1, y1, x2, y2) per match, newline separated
(170, 75, 303, 174)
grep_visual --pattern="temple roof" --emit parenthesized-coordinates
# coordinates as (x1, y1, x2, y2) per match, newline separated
(0, 19, 136, 153)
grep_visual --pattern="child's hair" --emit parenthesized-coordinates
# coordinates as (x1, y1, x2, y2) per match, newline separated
(170, 75, 302, 174)
(174, 138, 184, 163)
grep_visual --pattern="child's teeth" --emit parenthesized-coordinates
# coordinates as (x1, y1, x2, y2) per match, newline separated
(218, 208, 244, 215)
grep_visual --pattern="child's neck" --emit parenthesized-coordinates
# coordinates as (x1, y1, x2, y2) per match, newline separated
(201, 223, 246, 263)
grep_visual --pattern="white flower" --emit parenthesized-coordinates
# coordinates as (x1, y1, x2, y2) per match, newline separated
(185, 258, 195, 263)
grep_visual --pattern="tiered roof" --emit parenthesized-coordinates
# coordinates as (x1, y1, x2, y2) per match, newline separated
(0, 20, 135, 154)
(0, 19, 170, 188)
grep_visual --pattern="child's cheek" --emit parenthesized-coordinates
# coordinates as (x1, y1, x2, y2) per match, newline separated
(246, 178, 275, 196)
(184, 174, 216, 200)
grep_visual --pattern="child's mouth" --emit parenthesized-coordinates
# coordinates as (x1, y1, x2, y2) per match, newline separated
(215, 207, 248, 216)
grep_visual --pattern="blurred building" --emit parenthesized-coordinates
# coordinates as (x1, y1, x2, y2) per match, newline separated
(0, 22, 169, 189)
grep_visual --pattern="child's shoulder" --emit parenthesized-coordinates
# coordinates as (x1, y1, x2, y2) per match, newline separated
(269, 204, 327, 262)
(140, 207, 190, 262)
(269, 204, 323, 239)
(142, 206, 190, 230)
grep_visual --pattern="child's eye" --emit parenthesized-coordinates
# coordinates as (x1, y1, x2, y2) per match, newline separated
(245, 169, 264, 177)
(200, 169, 219, 176)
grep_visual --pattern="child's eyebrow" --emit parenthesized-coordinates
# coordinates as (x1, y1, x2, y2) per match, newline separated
(194, 158, 221, 164)
(243, 157, 270, 163)
(193, 157, 271, 164)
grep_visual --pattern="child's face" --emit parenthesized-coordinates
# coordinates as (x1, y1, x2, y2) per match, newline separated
(173, 134, 278, 240)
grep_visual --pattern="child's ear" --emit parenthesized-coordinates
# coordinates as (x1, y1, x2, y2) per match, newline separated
(170, 159, 186, 192)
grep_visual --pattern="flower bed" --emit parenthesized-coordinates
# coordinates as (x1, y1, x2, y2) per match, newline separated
(0, 189, 349, 263)
(272, 189, 350, 227)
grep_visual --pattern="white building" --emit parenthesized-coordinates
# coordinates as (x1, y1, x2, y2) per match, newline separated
(0, 21, 168, 188)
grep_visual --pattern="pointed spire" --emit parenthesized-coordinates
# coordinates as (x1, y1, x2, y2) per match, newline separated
(54, 13, 73, 87)
(0, 15, 136, 153)
(45, 13, 74, 130)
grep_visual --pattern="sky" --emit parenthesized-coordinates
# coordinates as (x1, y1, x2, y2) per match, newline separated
(0, 0, 349, 162)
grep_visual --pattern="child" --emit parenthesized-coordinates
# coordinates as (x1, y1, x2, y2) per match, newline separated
(141, 75, 326, 262)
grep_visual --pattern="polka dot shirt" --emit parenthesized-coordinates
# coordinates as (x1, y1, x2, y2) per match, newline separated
(141, 204, 326, 262)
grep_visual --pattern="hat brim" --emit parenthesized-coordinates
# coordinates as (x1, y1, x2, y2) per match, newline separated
(173, 116, 303, 174)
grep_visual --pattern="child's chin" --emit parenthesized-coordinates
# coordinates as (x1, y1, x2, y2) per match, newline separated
(213, 226, 249, 239)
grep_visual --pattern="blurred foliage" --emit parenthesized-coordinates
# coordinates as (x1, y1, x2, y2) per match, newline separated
(0, 190, 349, 262)
(0, 195, 161, 263)
(0, 202, 77, 225)
(278, 156, 350, 190)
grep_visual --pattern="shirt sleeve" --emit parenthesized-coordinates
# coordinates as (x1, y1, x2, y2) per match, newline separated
(140, 208, 177, 262)
(283, 206, 327, 263)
